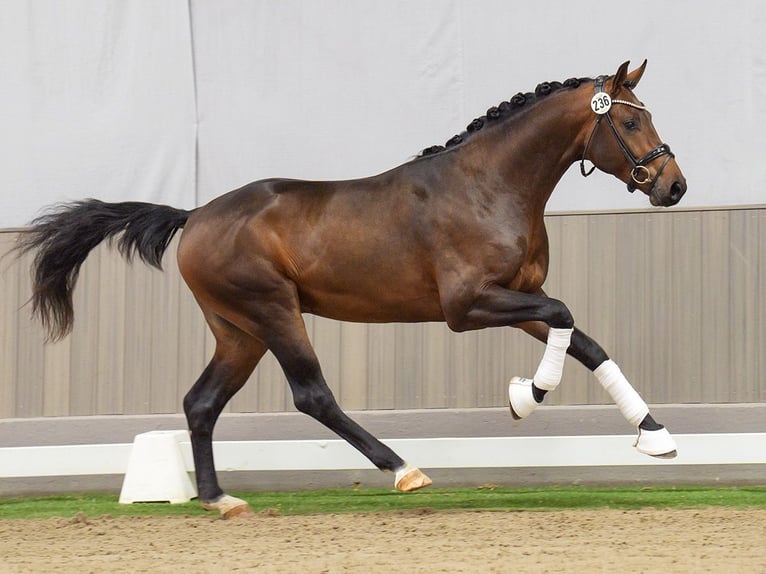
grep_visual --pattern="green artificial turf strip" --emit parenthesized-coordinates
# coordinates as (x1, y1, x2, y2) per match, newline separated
(1, 486, 765, 520)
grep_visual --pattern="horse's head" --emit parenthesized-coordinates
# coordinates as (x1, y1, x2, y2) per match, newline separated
(581, 60, 687, 207)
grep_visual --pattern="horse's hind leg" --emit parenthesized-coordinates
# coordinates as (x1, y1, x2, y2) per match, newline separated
(263, 308, 432, 492)
(515, 319, 677, 458)
(183, 314, 267, 518)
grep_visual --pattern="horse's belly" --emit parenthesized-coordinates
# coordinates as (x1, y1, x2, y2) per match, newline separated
(297, 282, 445, 324)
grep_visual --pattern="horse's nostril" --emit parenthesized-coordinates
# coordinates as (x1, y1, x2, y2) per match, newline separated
(670, 180, 686, 201)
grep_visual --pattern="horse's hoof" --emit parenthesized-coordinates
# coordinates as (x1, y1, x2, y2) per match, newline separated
(222, 503, 255, 520)
(650, 450, 678, 460)
(508, 376, 538, 420)
(634, 427, 678, 459)
(395, 465, 433, 492)
(201, 494, 254, 519)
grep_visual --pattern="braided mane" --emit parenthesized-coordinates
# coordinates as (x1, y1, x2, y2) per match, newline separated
(419, 77, 591, 157)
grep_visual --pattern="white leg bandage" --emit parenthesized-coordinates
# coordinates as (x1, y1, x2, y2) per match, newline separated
(594, 359, 649, 427)
(533, 327, 573, 391)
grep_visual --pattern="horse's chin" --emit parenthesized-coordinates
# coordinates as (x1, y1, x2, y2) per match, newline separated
(650, 190, 682, 207)
(628, 182, 661, 206)
(647, 187, 676, 207)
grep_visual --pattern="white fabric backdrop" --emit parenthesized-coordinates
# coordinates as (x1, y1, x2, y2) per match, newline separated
(2, 0, 765, 228)
(0, 0, 197, 229)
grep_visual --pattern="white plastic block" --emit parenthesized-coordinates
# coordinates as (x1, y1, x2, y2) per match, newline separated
(119, 430, 197, 504)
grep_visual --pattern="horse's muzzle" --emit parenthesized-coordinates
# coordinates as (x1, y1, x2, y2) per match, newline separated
(661, 179, 687, 206)
(646, 178, 686, 207)
(669, 180, 687, 204)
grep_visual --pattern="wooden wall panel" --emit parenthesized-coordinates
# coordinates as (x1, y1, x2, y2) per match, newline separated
(0, 232, 21, 418)
(668, 211, 703, 403)
(1, 206, 764, 419)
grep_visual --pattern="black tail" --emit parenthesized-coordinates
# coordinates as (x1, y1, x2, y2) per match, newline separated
(15, 199, 192, 341)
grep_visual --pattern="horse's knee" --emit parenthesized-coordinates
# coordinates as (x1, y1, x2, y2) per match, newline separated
(545, 298, 574, 329)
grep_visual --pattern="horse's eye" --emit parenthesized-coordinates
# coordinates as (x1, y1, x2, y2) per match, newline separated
(623, 119, 639, 131)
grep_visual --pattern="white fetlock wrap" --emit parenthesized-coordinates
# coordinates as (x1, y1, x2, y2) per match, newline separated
(533, 327, 573, 391)
(201, 494, 251, 517)
(594, 359, 649, 426)
(508, 376, 538, 419)
(634, 427, 678, 458)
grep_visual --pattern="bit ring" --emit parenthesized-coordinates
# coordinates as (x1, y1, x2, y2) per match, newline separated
(631, 165, 652, 185)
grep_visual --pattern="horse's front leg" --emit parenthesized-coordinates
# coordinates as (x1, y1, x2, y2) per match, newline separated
(443, 284, 576, 417)
(444, 284, 676, 458)
(515, 312, 677, 459)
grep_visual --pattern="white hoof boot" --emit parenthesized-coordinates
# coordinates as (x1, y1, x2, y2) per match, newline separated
(508, 376, 539, 420)
(394, 464, 433, 492)
(634, 427, 678, 459)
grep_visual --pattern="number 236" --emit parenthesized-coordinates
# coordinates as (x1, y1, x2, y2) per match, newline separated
(592, 94, 611, 112)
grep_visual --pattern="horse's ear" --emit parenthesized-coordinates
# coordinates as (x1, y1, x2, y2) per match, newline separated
(610, 61, 631, 95)
(623, 59, 647, 90)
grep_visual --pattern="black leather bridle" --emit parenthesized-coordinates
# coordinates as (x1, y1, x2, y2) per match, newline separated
(580, 75, 674, 194)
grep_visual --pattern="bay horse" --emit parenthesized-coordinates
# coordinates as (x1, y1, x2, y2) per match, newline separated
(17, 60, 686, 518)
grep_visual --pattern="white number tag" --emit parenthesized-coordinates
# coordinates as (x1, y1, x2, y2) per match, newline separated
(590, 92, 612, 115)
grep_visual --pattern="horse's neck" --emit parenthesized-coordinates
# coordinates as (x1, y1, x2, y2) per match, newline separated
(475, 96, 588, 213)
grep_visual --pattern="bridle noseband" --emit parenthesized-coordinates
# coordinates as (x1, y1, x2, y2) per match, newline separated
(580, 75, 674, 194)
